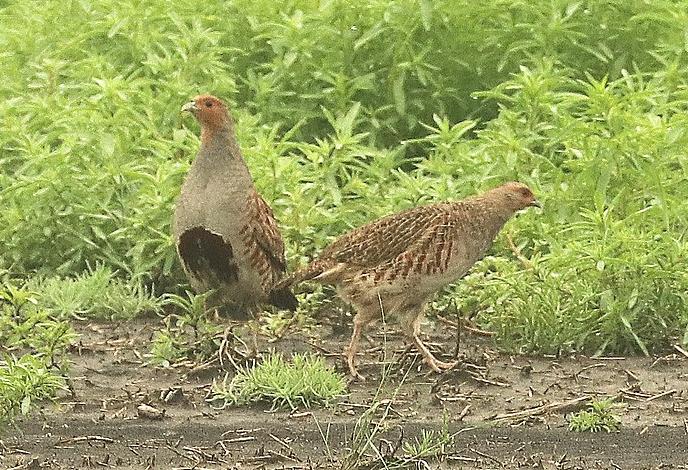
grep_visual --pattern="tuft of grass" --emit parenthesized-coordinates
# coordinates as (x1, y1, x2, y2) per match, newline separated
(402, 420, 452, 463)
(209, 353, 346, 410)
(568, 398, 622, 433)
(0, 283, 76, 369)
(27, 265, 163, 320)
(0, 354, 67, 423)
(26, 264, 162, 320)
(344, 399, 454, 469)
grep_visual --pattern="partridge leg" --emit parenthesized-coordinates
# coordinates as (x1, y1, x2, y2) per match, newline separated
(344, 310, 376, 381)
(408, 312, 456, 372)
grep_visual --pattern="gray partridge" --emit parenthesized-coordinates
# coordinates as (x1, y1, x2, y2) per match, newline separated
(275, 182, 540, 379)
(173, 95, 297, 318)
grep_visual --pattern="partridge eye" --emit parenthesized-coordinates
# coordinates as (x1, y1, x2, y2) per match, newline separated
(205, 100, 213, 108)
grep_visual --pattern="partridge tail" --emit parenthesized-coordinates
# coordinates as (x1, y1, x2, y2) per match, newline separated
(270, 259, 334, 292)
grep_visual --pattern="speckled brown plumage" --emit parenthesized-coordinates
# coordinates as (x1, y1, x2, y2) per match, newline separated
(276, 182, 540, 379)
(173, 95, 297, 318)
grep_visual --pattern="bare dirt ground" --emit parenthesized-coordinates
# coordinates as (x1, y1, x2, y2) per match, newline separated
(2, 314, 688, 469)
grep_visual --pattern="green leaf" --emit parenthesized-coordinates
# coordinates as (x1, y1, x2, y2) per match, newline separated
(627, 288, 638, 310)
(101, 134, 116, 158)
(393, 71, 406, 115)
(340, 102, 361, 137)
(354, 23, 384, 50)
(594, 163, 612, 212)
(620, 315, 649, 356)
(418, 0, 433, 31)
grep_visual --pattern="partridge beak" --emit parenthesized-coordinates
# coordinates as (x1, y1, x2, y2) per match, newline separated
(181, 101, 198, 113)
(530, 199, 542, 208)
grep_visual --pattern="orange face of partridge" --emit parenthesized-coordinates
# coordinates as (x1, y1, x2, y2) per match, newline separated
(181, 95, 230, 130)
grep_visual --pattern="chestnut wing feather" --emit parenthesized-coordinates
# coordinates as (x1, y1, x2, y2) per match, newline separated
(321, 204, 448, 269)
(241, 191, 287, 282)
(365, 211, 455, 282)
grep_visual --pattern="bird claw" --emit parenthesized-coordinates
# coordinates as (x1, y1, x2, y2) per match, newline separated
(426, 358, 458, 373)
(350, 369, 366, 382)
(346, 354, 366, 382)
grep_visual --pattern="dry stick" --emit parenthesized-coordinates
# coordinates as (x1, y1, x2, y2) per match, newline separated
(267, 449, 300, 463)
(55, 436, 114, 445)
(622, 390, 652, 401)
(623, 369, 640, 382)
(165, 445, 196, 463)
(268, 433, 297, 456)
(436, 314, 495, 336)
(505, 232, 533, 269)
(470, 448, 505, 467)
(454, 299, 461, 360)
(447, 456, 479, 463)
(645, 389, 677, 402)
(489, 395, 590, 421)
(457, 404, 471, 421)
(469, 374, 509, 387)
(574, 363, 606, 377)
(221, 436, 256, 445)
(674, 344, 688, 359)
(306, 340, 336, 356)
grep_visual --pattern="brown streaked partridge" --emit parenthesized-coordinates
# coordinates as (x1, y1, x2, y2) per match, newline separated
(275, 182, 540, 379)
(173, 95, 297, 319)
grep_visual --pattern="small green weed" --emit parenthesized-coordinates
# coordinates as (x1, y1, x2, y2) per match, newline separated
(568, 399, 622, 433)
(259, 310, 314, 340)
(0, 282, 75, 422)
(149, 291, 224, 365)
(0, 354, 67, 423)
(344, 403, 454, 469)
(0, 284, 76, 369)
(402, 419, 453, 461)
(148, 330, 186, 367)
(209, 353, 346, 410)
(402, 420, 452, 462)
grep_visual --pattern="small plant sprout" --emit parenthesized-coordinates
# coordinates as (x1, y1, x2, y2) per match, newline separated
(568, 398, 622, 433)
(147, 330, 185, 368)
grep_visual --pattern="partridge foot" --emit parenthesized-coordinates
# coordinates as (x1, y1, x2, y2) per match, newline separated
(345, 351, 366, 382)
(424, 356, 458, 373)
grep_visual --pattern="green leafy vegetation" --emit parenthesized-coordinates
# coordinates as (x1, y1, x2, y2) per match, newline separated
(0, 284, 73, 422)
(1, 0, 687, 359)
(400, 417, 453, 465)
(0, 267, 162, 421)
(209, 353, 346, 410)
(568, 399, 622, 433)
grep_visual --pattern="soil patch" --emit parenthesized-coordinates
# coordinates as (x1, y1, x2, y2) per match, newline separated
(3, 316, 688, 469)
